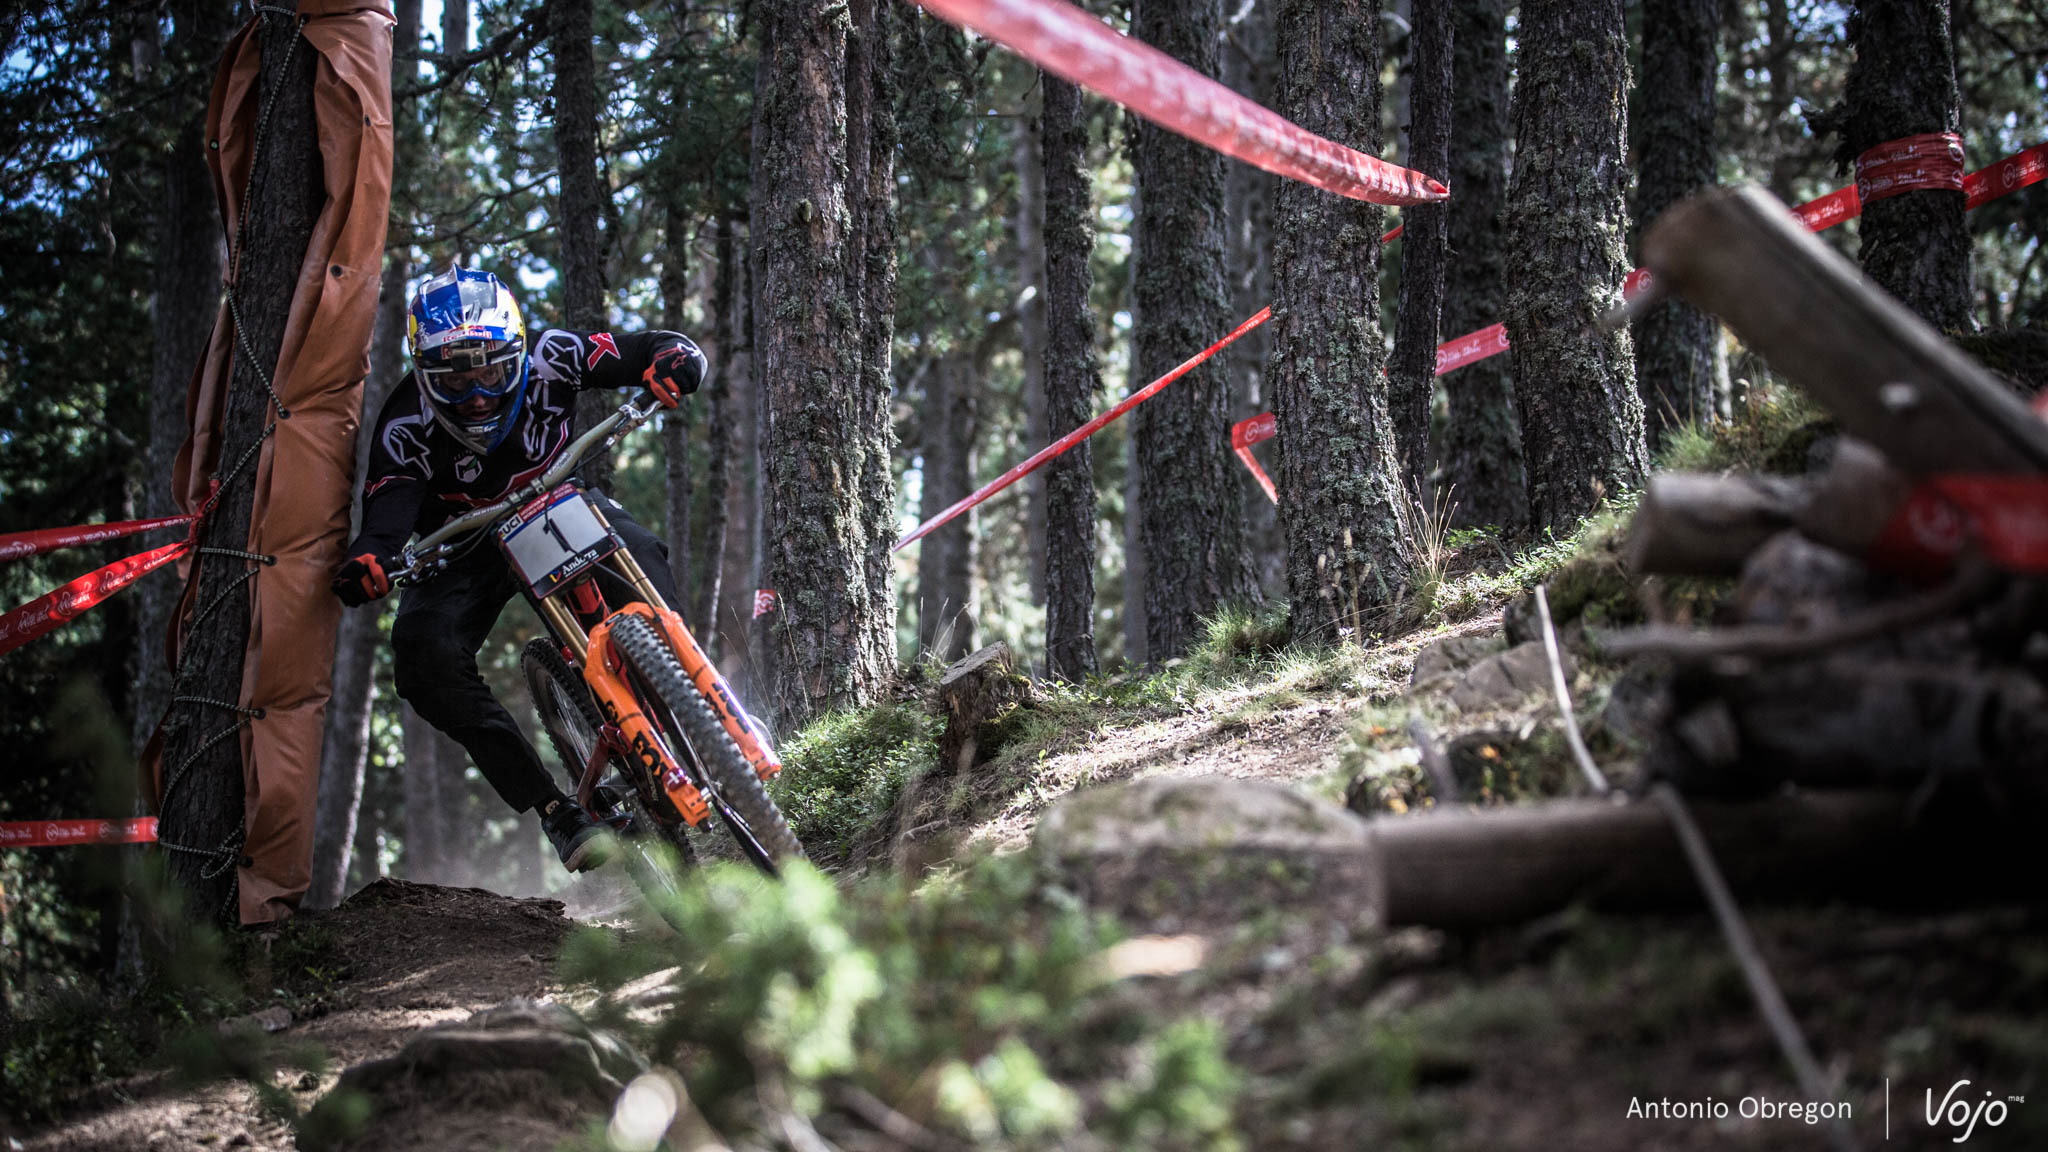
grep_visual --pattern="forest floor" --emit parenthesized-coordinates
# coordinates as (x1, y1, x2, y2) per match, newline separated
(18, 582, 2048, 1150)
(12, 447, 2048, 1149)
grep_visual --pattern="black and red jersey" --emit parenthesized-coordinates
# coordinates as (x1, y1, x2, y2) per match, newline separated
(353, 327, 704, 554)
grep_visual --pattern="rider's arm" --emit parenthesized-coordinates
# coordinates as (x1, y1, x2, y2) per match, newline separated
(529, 329, 707, 397)
(350, 385, 435, 558)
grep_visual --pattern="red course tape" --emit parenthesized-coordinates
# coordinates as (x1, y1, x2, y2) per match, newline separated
(0, 818, 158, 848)
(0, 540, 193, 657)
(911, 0, 1446, 206)
(0, 514, 194, 564)
(1855, 132, 1966, 207)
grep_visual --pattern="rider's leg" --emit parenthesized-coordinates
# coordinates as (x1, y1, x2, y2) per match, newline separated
(390, 547, 563, 814)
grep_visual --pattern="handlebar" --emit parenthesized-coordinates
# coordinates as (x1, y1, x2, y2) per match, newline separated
(389, 390, 666, 588)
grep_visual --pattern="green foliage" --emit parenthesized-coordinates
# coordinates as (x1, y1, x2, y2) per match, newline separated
(770, 703, 943, 865)
(1652, 379, 1829, 476)
(562, 854, 1246, 1149)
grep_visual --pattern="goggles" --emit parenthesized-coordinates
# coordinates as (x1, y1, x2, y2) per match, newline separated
(418, 341, 523, 407)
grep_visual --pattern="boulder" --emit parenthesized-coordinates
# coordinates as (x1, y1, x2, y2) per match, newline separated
(1446, 640, 1572, 714)
(1033, 776, 1376, 933)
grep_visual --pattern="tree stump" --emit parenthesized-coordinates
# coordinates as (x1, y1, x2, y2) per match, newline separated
(889, 643, 1036, 874)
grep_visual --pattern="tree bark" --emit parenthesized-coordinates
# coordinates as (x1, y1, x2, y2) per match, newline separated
(135, 0, 238, 758)
(916, 351, 977, 662)
(1388, 0, 1452, 498)
(400, 701, 458, 884)
(755, 0, 899, 727)
(441, 0, 468, 56)
(660, 199, 693, 603)
(1222, 0, 1283, 592)
(1268, 0, 1413, 643)
(1816, 0, 1974, 332)
(1013, 113, 1050, 602)
(1040, 74, 1101, 683)
(1439, 0, 1524, 530)
(1131, 0, 1259, 661)
(719, 222, 761, 692)
(1504, 0, 1645, 533)
(157, 4, 321, 925)
(1633, 0, 1727, 442)
(554, 0, 613, 495)
(697, 215, 738, 653)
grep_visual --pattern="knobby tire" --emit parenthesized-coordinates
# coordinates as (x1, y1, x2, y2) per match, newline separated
(606, 613, 806, 873)
(521, 638, 698, 915)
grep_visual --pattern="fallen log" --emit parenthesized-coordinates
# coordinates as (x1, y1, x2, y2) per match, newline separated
(1641, 185, 2048, 476)
(1361, 789, 2035, 931)
(1625, 472, 1810, 576)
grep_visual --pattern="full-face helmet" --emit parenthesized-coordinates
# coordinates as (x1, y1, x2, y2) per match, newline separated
(406, 266, 530, 454)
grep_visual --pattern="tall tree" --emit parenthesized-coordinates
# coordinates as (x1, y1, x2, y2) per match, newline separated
(697, 215, 740, 650)
(134, 0, 237, 758)
(1267, 0, 1413, 642)
(1221, 0, 1283, 591)
(1131, 0, 1258, 660)
(1388, 0, 1453, 497)
(660, 198, 694, 602)
(1812, 1, 1974, 331)
(1013, 114, 1050, 602)
(441, 0, 468, 57)
(1504, 0, 1645, 532)
(156, 3, 321, 924)
(754, 0, 899, 726)
(555, 0, 613, 493)
(914, 347, 977, 662)
(1041, 73, 1102, 682)
(1634, 0, 1726, 441)
(1439, 0, 1523, 529)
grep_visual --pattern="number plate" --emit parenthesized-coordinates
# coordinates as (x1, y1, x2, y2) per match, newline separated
(496, 484, 622, 598)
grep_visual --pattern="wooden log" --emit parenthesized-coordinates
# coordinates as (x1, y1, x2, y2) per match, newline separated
(1360, 789, 2031, 930)
(1640, 186, 2048, 477)
(935, 642, 1031, 775)
(1625, 472, 1810, 576)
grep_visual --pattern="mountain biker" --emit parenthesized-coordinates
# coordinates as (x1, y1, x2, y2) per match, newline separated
(331, 265, 705, 873)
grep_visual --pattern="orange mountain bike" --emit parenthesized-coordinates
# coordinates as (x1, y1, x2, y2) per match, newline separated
(390, 390, 803, 884)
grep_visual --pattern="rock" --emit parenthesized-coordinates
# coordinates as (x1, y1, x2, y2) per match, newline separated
(1409, 633, 1505, 689)
(1447, 641, 1571, 714)
(217, 1005, 292, 1036)
(1033, 776, 1376, 932)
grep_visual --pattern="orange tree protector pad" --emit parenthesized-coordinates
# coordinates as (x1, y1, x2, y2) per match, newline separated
(161, 0, 394, 924)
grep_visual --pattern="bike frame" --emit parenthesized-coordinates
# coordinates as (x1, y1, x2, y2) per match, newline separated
(397, 394, 782, 833)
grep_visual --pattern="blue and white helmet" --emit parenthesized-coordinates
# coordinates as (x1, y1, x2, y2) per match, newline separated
(406, 266, 530, 454)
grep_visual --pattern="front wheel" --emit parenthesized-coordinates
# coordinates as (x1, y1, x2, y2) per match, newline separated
(522, 637, 697, 885)
(607, 613, 805, 874)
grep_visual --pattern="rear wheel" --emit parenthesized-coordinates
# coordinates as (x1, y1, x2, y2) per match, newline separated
(522, 638, 697, 885)
(607, 613, 805, 874)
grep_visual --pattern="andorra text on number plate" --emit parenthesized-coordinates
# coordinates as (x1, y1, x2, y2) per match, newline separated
(497, 484, 622, 598)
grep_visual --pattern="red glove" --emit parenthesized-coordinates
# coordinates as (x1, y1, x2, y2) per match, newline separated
(333, 552, 394, 607)
(643, 342, 701, 408)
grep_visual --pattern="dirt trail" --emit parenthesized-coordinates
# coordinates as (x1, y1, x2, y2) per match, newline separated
(22, 881, 574, 1152)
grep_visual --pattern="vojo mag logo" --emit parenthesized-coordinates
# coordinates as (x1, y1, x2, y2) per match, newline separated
(1926, 1080, 2023, 1143)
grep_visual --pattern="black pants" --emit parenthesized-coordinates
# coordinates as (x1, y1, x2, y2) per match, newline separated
(391, 494, 682, 814)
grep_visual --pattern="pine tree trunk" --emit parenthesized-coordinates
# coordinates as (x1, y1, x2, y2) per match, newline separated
(660, 199, 693, 600)
(441, 0, 468, 55)
(1826, 0, 1973, 331)
(555, 0, 613, 494)
(1388, 0, 1452, 498)
(1440, 0, 1524, 530)
(697, 215, 738, 652)
(755, 0, 898, 727)
(157, 4, 320, 925)
(1013, 115, 1049, 603)
(1268, 0, 1413, 642)
(1504, 0, 1645, 533)
(1222, 0, 1282, 593)
(1131, 0, 1258, 661)
(1041, 73, 1101, 683)
(719, 222, 760, 690)
(916, 352, 977, 662)
(135, 0, 237, 757)
(1634, 0, 1726, 442)
(400, 701, 457, 883)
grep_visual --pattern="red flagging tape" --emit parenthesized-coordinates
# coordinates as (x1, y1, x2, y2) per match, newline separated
(0, 539, 193, 657)
(911, 0, 1446, 207)
(1856, 131, 1966, 207)
(1871, 474, 2048, 581)
(0, 818, 158, 848)
(897, 307, 1273, 550)
(1232, 412, 1279, 504)
(0, 514, 195, 564)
